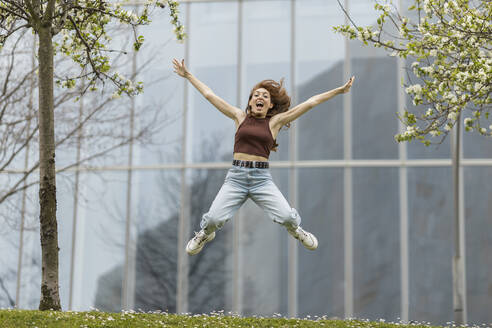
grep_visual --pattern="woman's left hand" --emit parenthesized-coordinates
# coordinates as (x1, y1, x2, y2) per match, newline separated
(340, 76, 355, 93)
(173, 58, 189, 78)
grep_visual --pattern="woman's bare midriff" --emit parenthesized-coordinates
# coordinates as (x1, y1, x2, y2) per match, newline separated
(233, 152, 268, 162)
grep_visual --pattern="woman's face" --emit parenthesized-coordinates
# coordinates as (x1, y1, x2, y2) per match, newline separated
(249, 88, 273, 118)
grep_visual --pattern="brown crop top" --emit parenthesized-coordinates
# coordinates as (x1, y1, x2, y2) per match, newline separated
(233, 115, 275, 159)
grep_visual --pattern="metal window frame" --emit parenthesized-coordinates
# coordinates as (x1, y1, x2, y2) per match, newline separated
(343, 0, 354, 318)
(4, 158, 492, 175)
(176, 1, 192, 314)
(232, 0, 244, 316)
(288, 0, 298, 318)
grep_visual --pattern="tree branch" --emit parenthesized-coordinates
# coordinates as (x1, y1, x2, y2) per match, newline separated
(336, 0, 360, 31)
(67, 14, 103, 81)
(0, 1, 30, 21)
(43, 0, 56, 23)
(0, 162, 39, 204)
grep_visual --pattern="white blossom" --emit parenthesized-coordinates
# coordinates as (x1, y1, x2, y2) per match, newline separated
(404, 125, 417, 137)
(430, 130, 439, 136)
(405, 84, 422, 94)
(443, 2, 449, 12)
(422, 66, 434, 74)
(447, 112, 457, 121)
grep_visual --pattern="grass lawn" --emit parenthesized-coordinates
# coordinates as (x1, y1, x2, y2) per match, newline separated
(0, 309, 477, 328)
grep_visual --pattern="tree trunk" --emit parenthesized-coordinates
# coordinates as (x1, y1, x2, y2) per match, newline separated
(37, 23, 61, 311)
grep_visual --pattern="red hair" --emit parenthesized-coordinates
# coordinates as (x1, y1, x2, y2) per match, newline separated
(245, 79, 291, 151)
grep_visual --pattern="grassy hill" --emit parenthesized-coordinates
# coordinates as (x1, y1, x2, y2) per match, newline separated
(0, 309, 465, 328)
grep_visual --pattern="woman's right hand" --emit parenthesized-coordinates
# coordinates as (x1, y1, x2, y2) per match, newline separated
(340, 76, 355, 93)
(173, 58, 189, 78)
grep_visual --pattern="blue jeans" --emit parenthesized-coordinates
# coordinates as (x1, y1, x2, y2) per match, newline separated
(200, 166, 301, 234)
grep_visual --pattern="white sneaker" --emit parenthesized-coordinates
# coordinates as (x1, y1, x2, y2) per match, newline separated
(186, 230, 216, 255)
(287, 226, 318, 250)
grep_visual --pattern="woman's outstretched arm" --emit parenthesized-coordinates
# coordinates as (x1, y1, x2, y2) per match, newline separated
(173, 58, 244, 122)
(272, 76, 355, 127)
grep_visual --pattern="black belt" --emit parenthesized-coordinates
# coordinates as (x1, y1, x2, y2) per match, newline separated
(232, 159, 269, 169)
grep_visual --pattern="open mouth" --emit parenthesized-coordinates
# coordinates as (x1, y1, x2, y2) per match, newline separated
(256, 102, 264, 109)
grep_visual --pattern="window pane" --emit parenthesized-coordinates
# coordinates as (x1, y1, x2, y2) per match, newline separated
(296, 1, 345, 160)
(132, 169, 180, 312)
(0, 229, 18, 308)
(0, 34, 37, 172)
(350, 0, 398, 159)
(75, 171, 127, 311)
(188, 2, 238, 163)
(298, 168, 344, 317)
(0, 177, 22, 308)
(464, 166, 492, 324)
(353, 168, 400, 320)
(408, 167, 453, 324)
(463, 130, 492, 159)
(57, 172, 77, 310)
(15, 175, 41, 309)
(137, 7, 188, 165)
(243, 0, 291, 162)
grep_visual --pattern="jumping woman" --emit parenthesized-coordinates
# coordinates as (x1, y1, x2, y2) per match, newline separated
(172, 58, 354, 255)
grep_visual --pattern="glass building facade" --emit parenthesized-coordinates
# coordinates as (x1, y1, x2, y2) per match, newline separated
(0, 0, 491, 326)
